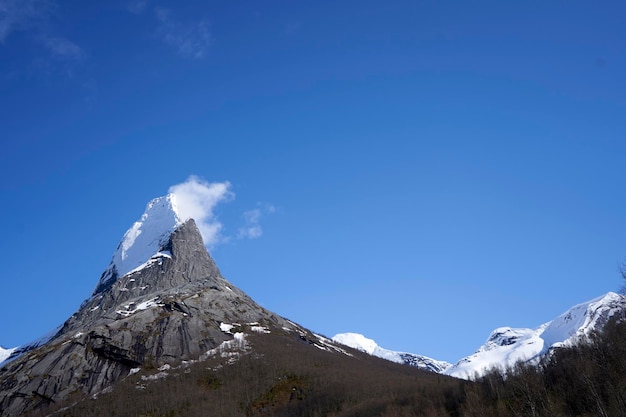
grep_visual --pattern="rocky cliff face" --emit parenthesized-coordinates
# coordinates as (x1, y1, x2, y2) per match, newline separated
(0, 219, 293, 416)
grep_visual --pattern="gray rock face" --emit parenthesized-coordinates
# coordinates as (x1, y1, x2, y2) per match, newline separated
(398, 353, 451, 373)
(0, 220, 292, 416)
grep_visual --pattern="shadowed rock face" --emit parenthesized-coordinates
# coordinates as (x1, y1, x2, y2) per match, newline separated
(0, 219, 291, 416)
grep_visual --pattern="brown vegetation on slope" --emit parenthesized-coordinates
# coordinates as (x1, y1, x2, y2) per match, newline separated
(26, 327, 466, 417)
(22, 313, 626, 417)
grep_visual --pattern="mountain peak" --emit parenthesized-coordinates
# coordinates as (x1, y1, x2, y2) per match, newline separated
(93, 193, 190, 295)
(539, 291, 624, 349)
(0, 193, 294, 416)
(483, 327, 537, 350)
(82, 218, 221, 323)
(332, 333, 379, 355)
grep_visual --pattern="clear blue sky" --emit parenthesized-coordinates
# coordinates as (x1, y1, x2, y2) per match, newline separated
(1, 0, 625, 363)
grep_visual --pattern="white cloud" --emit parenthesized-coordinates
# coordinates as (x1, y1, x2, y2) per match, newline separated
(0, 0, 83, 77)
(168, 177, 273, 245)
(126, 0, 148, 15)
(238, 203, 276, 240)
(42, 36, 82, 60)
(168, 176, 233, 247)
(239, 209, 262, 239)
(154, 7, 211, 59)
(0, 0, 49, 43)
(285, 21, 301, 35)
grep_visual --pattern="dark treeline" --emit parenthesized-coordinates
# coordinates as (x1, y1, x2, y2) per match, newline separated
(24, 317, 626, 417)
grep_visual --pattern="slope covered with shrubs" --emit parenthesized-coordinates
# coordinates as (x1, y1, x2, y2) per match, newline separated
(24, 314, 626, 416)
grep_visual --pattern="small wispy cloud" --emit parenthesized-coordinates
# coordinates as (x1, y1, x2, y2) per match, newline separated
(0, 0, 49, 43)
(238, 203, 276, 240)
(154, 7, 211, 59)
(41, 36, 82, 60)
(1, 0, 83, 77)
(126, 0, 148, 15)
(285, 21, 301, 36)
(239, 209, 263, 239)
(168, 176, 233, 248)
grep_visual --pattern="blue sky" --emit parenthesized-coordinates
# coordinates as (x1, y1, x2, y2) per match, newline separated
(1, 0, 625, 362)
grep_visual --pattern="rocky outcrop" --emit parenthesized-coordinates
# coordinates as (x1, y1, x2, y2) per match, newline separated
(0, 220, 293, 416)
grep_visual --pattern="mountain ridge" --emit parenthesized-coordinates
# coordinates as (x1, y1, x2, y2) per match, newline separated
(331, 332, 451, 373)
(331, 292, 626, 380)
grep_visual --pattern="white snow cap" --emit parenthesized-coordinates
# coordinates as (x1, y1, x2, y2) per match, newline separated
(332, 332, 451, 372)
(540, 291, 624, 348)
(94, 177, 232, 292)
(111, 194, 183, 279)
(332, 333, 379, 355)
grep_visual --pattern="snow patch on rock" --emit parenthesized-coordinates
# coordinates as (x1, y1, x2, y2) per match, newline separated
(115, 297, 162, 317)
(0, 346, 17, 365)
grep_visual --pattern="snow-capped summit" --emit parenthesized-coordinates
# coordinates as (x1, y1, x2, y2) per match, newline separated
(540, 291, 624, 349)
(332, 332, 451, 373)
(93, 194, 188, 295)
(332, 333, 381, 356)
(445, 292, 626, 379)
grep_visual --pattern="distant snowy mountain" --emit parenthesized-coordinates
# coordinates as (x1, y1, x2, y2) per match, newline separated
(445, 292, 626, 379)
(333, 293, 626, 380)
(332, 332, 451, 373)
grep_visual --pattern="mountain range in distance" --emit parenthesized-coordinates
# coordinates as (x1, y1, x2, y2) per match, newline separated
(332, 291, 625, 379)
(0, 191, 623, 416)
